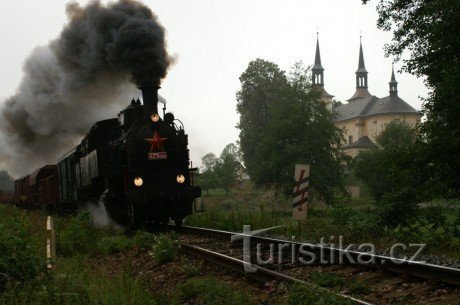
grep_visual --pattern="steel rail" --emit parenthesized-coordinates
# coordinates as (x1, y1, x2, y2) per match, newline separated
(180, 242, 374, 305)
(175, 225, 460, 286)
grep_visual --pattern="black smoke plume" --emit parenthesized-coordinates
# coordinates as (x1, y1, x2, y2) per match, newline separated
(0, 0, 172, 177)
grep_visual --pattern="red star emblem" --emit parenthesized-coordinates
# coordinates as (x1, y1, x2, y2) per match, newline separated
(145, 130, 168, 152)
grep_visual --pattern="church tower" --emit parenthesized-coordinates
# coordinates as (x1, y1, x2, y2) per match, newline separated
(389, 64, 398, 96)
(312, 34, 324, 86)
(348, 37, 372, 101)
(312, 33, 334, 108)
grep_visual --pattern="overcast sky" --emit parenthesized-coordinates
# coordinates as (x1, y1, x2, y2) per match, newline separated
(0, 0, 428, 166)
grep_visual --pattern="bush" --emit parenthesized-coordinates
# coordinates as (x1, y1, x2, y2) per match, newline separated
(0, 207, 41, 289)
(330, 205, 354, 226)
(131, 230, 155, 249)
(151, 233, 179, 264)
(56, 213, 100, 256)
(98, 235, 131, 256)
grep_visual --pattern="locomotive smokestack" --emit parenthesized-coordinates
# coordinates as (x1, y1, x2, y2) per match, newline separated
(139, 83, 160, 118)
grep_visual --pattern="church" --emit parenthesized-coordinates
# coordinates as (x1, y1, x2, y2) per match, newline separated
(311, 36, 422, 157)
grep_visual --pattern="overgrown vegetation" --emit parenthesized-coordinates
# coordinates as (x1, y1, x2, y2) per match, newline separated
(186, 189, 460, 257)
(287, 282, 354, 305)
(0, 206, 41, 291)
(0, 208, 173, 304)
(150, 233, 179, 264)
(178, 277, 252, 305)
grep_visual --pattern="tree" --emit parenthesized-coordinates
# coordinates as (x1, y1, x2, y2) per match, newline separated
(237, 60, 348, 204)
(354, 122, 424, 227)
(365, 0, 460, 198)
(199, 153, 218, 195)
(0, 170, 14, 190)
(214, 143, 239, 196)
(236, 58, 290, 186)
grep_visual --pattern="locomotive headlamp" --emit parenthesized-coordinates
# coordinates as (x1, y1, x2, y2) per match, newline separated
(176, 174, 185, 184)
(134, 177, 143, 187)
(150, 113, 160, 122)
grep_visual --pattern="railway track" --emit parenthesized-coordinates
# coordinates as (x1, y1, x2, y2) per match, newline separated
(173, 225, 460, 305)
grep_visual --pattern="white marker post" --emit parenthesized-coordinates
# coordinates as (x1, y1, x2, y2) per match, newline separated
(292, 164, 309, 221)
(46, 216, 56, 269)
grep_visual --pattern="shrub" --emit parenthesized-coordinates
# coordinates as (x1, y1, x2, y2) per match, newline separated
(330, 205, 354, 226)
(151, 233, 179, 264)
(0, 206, 40, 289)
(131, 230, 155, 249)
(56, 213, 100, 256)
(98, 235, 131, 256)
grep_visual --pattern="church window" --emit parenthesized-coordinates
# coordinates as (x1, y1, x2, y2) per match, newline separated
(348, 135, 353, 144)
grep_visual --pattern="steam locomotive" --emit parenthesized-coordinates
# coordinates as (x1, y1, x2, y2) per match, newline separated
(13, 84, 201, 227)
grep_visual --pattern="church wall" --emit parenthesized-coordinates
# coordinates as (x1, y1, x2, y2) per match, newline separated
(335, 113, 421, 146)
(364, 114, 420, 143)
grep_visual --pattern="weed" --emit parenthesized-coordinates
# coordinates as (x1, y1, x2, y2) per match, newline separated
(0, 205, 41, 288)
(178, 277, 252, 305)
(56, 213, 100, 256)
(288, 283, 354, 305)
(131, 230, 155, 249)
(98, 235, 131, 255)
(151, 233, 179, 264)
(347, 280, 371, 295)
(311, 273, 345, 288)
(181, 260, 202, 277)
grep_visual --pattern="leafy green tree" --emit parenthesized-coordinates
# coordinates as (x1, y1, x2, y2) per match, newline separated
(0, 170, 14, 190)
(199, 153, 218, 195)
(237, 60, 347, 204)
(354, 122, 424, 227)
(365, 0, 460, 198)
(215, 143, 240, 196)
(236, 58, 290, 185)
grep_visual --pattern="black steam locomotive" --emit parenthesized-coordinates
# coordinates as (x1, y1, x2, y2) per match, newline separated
(56, 84, 201, 227)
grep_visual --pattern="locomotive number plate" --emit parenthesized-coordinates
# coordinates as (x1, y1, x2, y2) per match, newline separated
(148, 152, 168, 160)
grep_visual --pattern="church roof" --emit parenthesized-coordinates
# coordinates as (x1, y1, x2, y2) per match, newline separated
(344, 136, 376, 149)
(312, 36, 324, 71)
(334, 95, 420, 122)
(348, 88, 372, 101)
(366, 95, 419, 116)
(356, 40, 368, 74)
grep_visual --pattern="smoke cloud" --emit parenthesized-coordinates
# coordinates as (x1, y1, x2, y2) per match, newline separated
(0, 0, 172, 177)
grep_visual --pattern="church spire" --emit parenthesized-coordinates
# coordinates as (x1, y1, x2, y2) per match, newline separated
(389, 63, 398, 96)
(347, 36, 372, 101)
(312, 32, 324, 86)
(356, 36, 368, 88)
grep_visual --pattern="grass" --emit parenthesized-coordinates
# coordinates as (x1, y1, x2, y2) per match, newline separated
(186, 188, 460, 258)
(0, 260, 161, 305)
(150, 233, 179, 264)
(311, 273, 345, 288)
(287, 283, 354, 305)
(178, 277, 252, 305)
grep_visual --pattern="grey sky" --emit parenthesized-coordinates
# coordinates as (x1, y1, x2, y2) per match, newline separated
(0, 0, 428, 167)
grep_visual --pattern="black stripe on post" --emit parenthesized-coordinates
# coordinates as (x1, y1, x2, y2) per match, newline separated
(292, 197, 308, 208)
